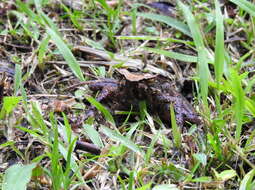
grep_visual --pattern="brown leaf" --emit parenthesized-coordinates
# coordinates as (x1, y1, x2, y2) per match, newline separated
(52, 98, 76, 112)
(118, 69, 156, 82)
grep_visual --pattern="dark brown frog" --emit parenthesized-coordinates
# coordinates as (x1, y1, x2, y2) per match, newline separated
(86, 77, 201, 127)
(141, 78, 201, 126)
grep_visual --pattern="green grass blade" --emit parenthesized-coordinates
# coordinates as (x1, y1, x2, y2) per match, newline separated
(230, 0, 255, 17)
(193, 153, 207, 166)
(215, 169, 237, 181)
(34, 0, 43, 12)
(58, 143, 83, 181)
(191, 176, 212, 183)
(95, 0, 112, 13)
(214, 0, 225, 87)
(170, 104, 181, 148)
(0, 96, 22, 119)
(145, 132, 160, 164)
(49, 113, 62, 190)
(63, 137, 77, 189)
(230, 70, 245, 140)
(16, 0, 42, 24)
(135, 183, 152, 190)
(207, 133, 223, 160)
(145, 47, 197, 62)
(128, 171, 135, 190)
(240, 169, 255, 190)
(245, 98, 255, 117)
(31, 102, 48, 135)
(117, 35, 192, 45)
(178, 1, 210, 108)
(46, 27, 85, 81)
(137, 12, 191, 37)
(38, 35, 50, 68)
(125, 121, 139, 139)
(60, 3, 82, 30)
(177, 1, 204, 50)
(40, 12, 61, 36)
(244, 77, 255, 94)
(83, 124, 104, 148)
(62, 113, 72, 143)
(152, 184, 179, 190)
(131, 8, 137, 35)
(101, 126, 145, 157)
(2, 163, 37, 190)
(86, 96, 115, 126)
(16, 126, 48, 145)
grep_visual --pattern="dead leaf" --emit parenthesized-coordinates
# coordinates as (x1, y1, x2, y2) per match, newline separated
(118, 69, 157, 82)
(52, 98, 76, 112)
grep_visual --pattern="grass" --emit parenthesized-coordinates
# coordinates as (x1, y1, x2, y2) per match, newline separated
(0, 0, 255, 189)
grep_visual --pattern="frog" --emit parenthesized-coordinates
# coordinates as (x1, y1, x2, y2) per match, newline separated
(86, 76, 201, 127)
(141, 78, 201, 126)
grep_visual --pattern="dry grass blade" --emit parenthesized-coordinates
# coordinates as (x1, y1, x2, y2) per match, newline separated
(73, 46, 171, 77)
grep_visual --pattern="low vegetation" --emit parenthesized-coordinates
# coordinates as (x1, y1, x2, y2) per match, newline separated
(0, 0, 255, 189)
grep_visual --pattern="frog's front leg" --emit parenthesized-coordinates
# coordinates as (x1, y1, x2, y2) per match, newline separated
(96, 85, 119, 102)
(88, 80, 119, 102)
(85, 80, 119, 120)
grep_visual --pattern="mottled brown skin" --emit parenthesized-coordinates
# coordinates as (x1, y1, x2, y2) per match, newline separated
(87, 77, 201, 127)
(141, 78, 201, 126)
(88, 79, 119, 102)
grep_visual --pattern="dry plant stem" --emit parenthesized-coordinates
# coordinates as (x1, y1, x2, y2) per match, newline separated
(28, 94, 72, 98)
(46, 60, 117, 67)
(72, 46, 170, 77)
